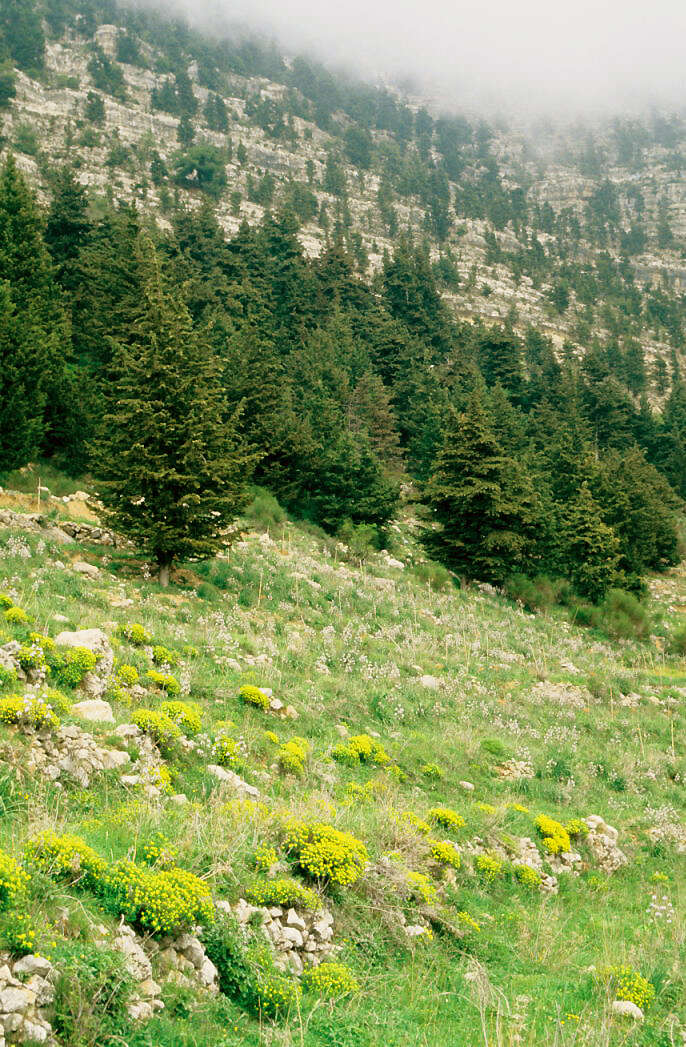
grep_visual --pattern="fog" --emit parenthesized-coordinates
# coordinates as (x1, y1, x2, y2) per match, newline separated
(144, 0, 686, 117)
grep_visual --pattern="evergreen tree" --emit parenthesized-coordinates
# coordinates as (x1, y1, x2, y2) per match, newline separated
(559, 483, 621, 602)
(0, 281, 46, 470)
(422, 392, 541, 584)
(45, 167, 93, 291)
(0, 0, 45, 71)
(92, 237, 255, 585)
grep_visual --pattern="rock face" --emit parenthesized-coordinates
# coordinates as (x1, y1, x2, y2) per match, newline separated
(19, 723, 129, 788)
(54, 628, 114, 697)
(227, 898, 338, 974)
(0, 953, 57, 1045)
(584, 815, 628, 873)
(70, 699, 115, 724)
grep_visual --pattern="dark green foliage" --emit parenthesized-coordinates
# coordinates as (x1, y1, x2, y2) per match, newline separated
(92, 236, 256, 582)
(559, 483, 621, 602)
(0, 60, 16, 108)
(52, 943, 135, 1047)
(0, 0, 44, 71)
(88, 45, 126, 100)
(422, 393, 541, 584)
(203, 91, 229, 132)
(0, 281, 46, 470)
(173, 145, 227, 197)
(84, 90, 106, 124)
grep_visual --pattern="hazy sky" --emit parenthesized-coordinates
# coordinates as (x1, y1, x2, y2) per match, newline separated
(154, 0, 686, 115)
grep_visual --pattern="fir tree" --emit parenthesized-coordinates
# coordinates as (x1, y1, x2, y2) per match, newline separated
(92, 237, 256, 585)
(0, 282, 46, 470)
(422, 392, 540, 584)
(559, 482, 621, 602)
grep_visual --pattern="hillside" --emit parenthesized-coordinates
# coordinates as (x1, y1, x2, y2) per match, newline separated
(2, 0, 686, 380)
(0, 483, 683, 1046)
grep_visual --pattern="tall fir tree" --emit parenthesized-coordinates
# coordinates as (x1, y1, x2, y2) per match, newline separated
(559, 483, 621, 602)
(422, 391, 541, 584)
(92, 237, 256, 585)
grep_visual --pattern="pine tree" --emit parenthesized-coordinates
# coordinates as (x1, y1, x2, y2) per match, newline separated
(422, 392, 540, 584)
(92, 237, 256, 585)
(45, 166, 93, 291)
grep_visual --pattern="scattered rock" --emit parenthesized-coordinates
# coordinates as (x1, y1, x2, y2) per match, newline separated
(71, 700, 114, 724)
(72, 561, 100, 579)
(612, 1000, 644, 1020)
(419, 675, 440, 690)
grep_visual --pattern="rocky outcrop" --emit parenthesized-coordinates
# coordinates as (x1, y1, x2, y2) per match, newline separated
(221, 898, 338, 976)
(0, 953, 57, 1046)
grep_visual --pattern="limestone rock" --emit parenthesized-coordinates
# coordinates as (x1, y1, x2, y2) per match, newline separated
(71, 699, 114, 724)
(612, 1000, 644, 1020)
(72, 561, 100, 579)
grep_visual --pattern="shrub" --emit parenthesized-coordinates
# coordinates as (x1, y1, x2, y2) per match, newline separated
(140, 833, 178, 868)
(421, 762, 444, 780)
(278, 736, 310, 775)
(132, 708, 182, 751)
(284, 820, 368, 887)
(599, 589, 651, 641)
(4, 606, 31, 625)
(239, 685, 270, 711)
(0, 694, 59, 730)
(0, 594, 13, 610)
(398, 811, 431, 835)
(25, 831, 106, 887)
(160, 700, 201, 735)
(1, 910, 36, 955)
(253, 845, 278, 872)
(411, 561, 453, 592)
(203, 913, 300, 1021)
(504, 574, 561, 613)
(52, 646, 98, 688)
(0, 665, 16, 690)
(117, 622, 152, 646)
(212, 733, 242, 767)
(332, 734, 390, 766)
(428, 807, 465, 833)
(145, 669, 181, 696)
(301, 962, 359, 998)
(534, 814, 571, 854)
(0, 849, 29, 910)
(429, 839, 461, 869)
(52, 943, 135, 1047)
(565, 818, 590, 839)
(152, 644, 180, 667)
(17, 641, 47, 671)
(475, 853, 504, 882)
(602, 965, 655, 1011)
(101, 860, 214, 936)
(668, 623, 686, 656)
(514, 863, 542, 888)
(406, 870, 437, 904)
(116, 664, 138, 686)
(42, 688, 72, 714)
(246, 877, 321, 911)
(243, 488, 287, 533)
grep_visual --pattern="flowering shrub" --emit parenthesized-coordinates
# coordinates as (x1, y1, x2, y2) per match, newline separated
(212, 733, 242, 767)
(52, 646, 98, 688)
(4, 606, 31, 625)
(477, 803, 497, 815)
(141, 833, 178, 868)
(253, 844, 278, 872)
(428, 807, 465, 832)
(17, 642, 47, 672)
(284, 820, 368, 887)
(2, 910, 36, 955)
(420, 762, 444, 780)
(117, 623, 152, 646)
(331, 733, 390, 766)
(301, 962, 359, 998)
(152, 645, 180, 667)
(345, 779, 386, 803)
(145, 670, 181, 697)
(0, 694, 59, 730)
(25, 831, 106, 887)
(535, 814, 571, 854)
(42, 688, 72, 714)
(514, 863, 542, 888)
(239, 685, 271, 711)
(263, 730, 279, 744)
(0, 594, 13, 610)
(603, 965, 655, 1010)
(278, 736, 310, 775)
(398, 811, 432, 835)
(255, 973, 301, 1018)
(429, 839, 461, 869)
(132, 708, 182, 751)
(246, 877, 321, 911)
(475, 853, 504, 882)
(142, 764, 174, 794)
(161, 700, 202, 735)
(406, 870, 437, 904)
(116, 664, 139, 686)
(0, 849, 29, 911)
(565, 818, 590, 838)
(101, 860, 214, 936)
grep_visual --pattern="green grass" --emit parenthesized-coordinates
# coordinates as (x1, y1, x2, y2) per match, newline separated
(0, 500, 683, 1046)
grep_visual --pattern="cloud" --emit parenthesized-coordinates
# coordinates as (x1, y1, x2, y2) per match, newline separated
(146, 0, 686, 115)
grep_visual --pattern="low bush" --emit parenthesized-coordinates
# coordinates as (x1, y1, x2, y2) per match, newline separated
(239, 685, 270, 711)
(161, 700, 202, 735)
(132, 708, 182, 751)
(301, 961, 359, 998)
(411, 561, 454, 592)
(332, 733, 390, 766)
(284, 820, 368, 888)
(246, 877, 321, 911)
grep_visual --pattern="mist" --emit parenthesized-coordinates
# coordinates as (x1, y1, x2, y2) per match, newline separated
(139, 0, 686, 117)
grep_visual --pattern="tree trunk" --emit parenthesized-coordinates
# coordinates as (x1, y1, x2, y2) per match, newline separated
(158, 561, 171, 587)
